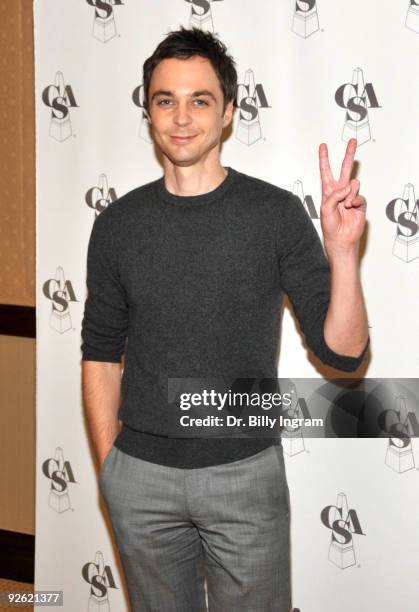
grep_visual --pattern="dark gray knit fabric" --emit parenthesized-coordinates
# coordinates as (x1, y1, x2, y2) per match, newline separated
(81, 166, 369, 468)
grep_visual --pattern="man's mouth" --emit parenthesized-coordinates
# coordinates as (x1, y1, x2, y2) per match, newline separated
(170, 134, 197, 143)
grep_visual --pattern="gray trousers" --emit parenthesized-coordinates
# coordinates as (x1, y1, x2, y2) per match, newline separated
(99, 442, 291, 612)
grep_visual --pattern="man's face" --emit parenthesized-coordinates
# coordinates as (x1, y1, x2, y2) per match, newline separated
(146, 56, 234, 167)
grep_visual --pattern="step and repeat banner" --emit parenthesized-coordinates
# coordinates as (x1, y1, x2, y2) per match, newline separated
(34, 1, 419, 610)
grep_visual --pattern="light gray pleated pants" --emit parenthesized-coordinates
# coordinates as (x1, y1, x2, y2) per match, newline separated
(99, 442, 291, 612)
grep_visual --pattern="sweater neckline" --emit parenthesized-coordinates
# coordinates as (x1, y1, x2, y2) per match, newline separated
(155, 166, 238, 206)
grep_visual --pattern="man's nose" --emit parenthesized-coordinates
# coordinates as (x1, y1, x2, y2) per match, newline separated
(173, 101, 192, 125)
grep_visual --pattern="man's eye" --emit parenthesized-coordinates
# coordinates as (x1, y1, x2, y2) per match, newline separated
(156, 99, 208, 107)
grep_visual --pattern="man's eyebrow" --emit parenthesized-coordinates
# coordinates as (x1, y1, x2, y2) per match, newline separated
(150, 89, 217, 102)
(191, 90, 216, 101)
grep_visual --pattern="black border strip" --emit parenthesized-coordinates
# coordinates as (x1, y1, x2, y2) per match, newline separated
(0, 305, 36, 338)
(0, 529, 34, 583)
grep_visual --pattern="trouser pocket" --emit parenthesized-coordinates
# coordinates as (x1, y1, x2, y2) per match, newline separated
(99, 444, 117, 488)
(272, 444, 291, 516)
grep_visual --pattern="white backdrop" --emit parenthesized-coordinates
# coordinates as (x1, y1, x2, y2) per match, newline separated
(34, 1, 419, 610)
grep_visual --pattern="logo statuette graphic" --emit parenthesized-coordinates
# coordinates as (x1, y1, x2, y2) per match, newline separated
(42, 447, 75, 513)
(42, 267, 78, 333)
(335, 68, 380, 145)
(321, 493, 365, 569)
(405, 0, 419, 33)
(86, 174, 118, 217)
(41, 72, 78, 142)
(235, 70, 270, 146)
(386, 183, 419, 263)
(185, 0, 224, 32)
(379, 395, 418, 473)
(82, 551, 118, 610)
(293, 181, 320, 219)
(86, 0, 124, 42)
(280, 380, 308, 457)
(132, 82, 153, 142)
(292, 0, 320, 38)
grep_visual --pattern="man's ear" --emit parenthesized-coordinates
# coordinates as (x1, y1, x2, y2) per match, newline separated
(144, 108, 151, 123)
(222, 99, 235, 129)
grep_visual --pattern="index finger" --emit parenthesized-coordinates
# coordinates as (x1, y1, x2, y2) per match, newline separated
(319, 142, 334, 188)
(339, 138, 357, 184)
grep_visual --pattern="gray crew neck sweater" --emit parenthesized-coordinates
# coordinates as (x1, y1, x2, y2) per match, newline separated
(81, 166, 370, 469)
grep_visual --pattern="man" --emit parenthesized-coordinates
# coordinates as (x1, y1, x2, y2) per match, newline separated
(81, 26, 369, 612)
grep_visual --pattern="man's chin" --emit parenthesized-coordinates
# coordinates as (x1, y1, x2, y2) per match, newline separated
(163, 150, 201, 167)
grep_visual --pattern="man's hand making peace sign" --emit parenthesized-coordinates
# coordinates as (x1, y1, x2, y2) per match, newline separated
(319, 138, 367, 253)
(316, 137, 370, 361)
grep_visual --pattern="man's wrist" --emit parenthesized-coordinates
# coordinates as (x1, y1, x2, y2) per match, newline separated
(324, 239, 360, 264)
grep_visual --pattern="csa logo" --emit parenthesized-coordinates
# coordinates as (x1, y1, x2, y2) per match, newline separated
(42, 447, 76, 513)
(86, 0, 124, 42)
(83, 551, 119, 608)
(86, 174, 118, 217)
(293, 180, 320, 220)
(379, 394, 418, 473)
(42, 267, 78, 334)
(279, 380, 312, 457)
(292, 0, 320, 38)
(405, 0, 419, 33)
(321, 493, 365, 568)
(385, 183, 419, 263)
(235, 69, 270, 146)
(41, 72, 78, 142)
(184, 0, 224, 32)
(132, 82, 153, 143)
(335, 68, 380, 146)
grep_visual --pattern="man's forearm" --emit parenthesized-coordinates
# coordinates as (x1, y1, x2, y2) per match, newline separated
(323, 243, 369, 357)
(82, 361, 122, 465)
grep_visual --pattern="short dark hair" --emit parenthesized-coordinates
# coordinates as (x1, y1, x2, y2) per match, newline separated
(142, 26, 237, 113)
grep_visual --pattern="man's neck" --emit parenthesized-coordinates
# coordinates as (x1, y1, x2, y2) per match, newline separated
(162, 160, 228, 197)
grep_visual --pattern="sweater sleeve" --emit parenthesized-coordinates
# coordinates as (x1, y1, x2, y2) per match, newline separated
(276, 191, 369, 372)
(81, 208, 129, 363)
